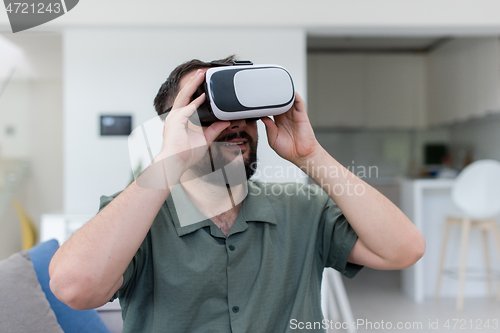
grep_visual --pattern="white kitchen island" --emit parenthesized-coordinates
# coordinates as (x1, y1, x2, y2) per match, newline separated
(400, 178, 499, 303)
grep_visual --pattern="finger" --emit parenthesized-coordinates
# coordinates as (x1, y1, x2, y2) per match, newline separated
(295, 91, 304, 103)
(203, 121, 231, 144)
(293, 92, 307, 113)
(168, 93, 206, 131)
(173, 93, 206, 120)
(172, 69, 205, 111)
(260, 117, 279, 146)
(276, 92, 300, 121)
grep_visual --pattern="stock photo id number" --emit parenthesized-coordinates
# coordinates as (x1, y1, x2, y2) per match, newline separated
(6, 2, 62, 14)
(3, 0, 79, 32)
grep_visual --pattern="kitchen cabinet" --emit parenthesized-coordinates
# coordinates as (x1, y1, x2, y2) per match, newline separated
(308, 54, 367, 128)
(366, 54, 426, 129)
(307, 53, 426, 129)
(427, 38, 500, 126)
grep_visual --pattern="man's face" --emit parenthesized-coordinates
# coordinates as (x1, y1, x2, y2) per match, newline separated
(178, 69, 259, 183)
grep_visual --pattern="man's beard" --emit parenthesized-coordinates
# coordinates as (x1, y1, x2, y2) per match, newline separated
(188, 130, 257, 186)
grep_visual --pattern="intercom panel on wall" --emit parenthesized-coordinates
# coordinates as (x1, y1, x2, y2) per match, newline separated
(100, 115, 132, 136)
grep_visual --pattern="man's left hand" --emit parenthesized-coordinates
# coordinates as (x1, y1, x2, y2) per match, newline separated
(261, 92, 323, 167)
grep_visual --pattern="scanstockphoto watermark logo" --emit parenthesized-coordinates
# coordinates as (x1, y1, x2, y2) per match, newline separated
(3, 0, 79, 33)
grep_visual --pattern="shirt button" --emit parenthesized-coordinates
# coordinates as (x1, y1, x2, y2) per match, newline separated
(232, 306, 239, 313)
(228, 245, 235, 251)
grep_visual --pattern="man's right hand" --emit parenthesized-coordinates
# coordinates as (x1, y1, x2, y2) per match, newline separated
(155, 69, 230, 180)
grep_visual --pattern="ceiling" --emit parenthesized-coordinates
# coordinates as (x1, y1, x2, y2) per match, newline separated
(307, 36, 448, 53)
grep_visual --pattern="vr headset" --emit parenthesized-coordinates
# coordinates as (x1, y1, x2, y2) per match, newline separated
(178, 60, 295, 126)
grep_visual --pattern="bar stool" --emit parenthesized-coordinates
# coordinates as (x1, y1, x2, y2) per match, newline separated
(435, 160, 500, 310)
(322, 268, 357, 333)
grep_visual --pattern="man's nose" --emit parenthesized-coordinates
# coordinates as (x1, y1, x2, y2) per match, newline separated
(227, 119, 246, 132)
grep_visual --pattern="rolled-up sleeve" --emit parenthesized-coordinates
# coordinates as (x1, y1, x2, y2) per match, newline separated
(319, 196, 363, 278)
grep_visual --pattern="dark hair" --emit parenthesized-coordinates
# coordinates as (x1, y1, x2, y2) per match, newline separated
(153, 55, 237, 116)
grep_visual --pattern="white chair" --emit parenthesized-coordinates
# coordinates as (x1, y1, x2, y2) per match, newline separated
(322, 268, 357, 333)
(435, 159, 500, 310)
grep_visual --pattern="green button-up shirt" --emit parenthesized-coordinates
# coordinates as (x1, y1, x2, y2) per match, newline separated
(99, 180, 362, 333)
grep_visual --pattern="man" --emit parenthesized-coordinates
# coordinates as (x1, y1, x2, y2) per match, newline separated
(49, 56, 425, 332)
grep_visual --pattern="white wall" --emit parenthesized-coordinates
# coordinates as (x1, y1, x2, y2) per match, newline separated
(63, 27, 307, 214)
(27, 80, 63, 216)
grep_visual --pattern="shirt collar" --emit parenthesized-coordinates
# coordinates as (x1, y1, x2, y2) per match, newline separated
(167, 180, 277, 237)
(241, 181, 278, 225)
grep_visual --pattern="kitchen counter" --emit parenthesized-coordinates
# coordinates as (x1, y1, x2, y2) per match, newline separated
(400, 178, 454, 303)
(400, 178, 499, 303)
